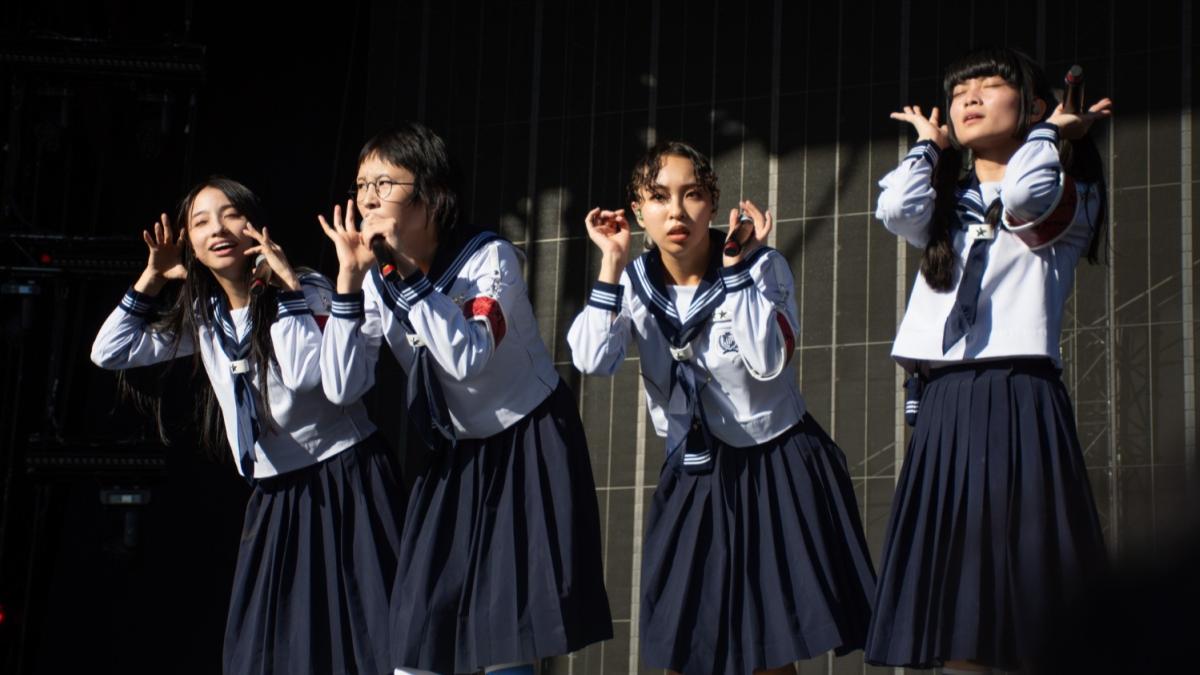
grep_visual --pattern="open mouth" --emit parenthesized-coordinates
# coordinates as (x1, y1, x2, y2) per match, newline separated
(209, 240, 238, 254)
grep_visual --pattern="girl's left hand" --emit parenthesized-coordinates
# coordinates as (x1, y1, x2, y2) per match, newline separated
(723, 200, 773, 267)
(243, 222, 301, 291)
(1045, 98, 1113, 140)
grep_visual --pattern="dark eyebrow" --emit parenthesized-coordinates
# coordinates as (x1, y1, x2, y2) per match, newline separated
(651, 182, 702, 191)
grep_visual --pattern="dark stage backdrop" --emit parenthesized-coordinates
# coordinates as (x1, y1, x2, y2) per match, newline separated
(1, 1, 1196, 674)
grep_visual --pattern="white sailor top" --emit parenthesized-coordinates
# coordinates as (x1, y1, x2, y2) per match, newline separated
(877, 122, 1103, 369)
(567, 241, 804, 448)
(319, 231, 560, 439)
(90, 273, 376, 479)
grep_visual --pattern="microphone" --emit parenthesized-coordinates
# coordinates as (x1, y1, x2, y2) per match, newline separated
(249, 254, 271, 296)
(1063, 65, 1084, 114)
(370, 236, 397, 277)
(723, 210, 755, 257)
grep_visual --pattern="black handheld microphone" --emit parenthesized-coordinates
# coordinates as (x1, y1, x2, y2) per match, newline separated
(370, 236, 397, 276)
(723, 210, 755, 257)
(1063, 65, 1085, 114)
(249, 254, 271, 296)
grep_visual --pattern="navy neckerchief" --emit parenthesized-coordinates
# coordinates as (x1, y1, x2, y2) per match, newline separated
(370, 228, 502, 452)
(941, 173, 1002, 353)
(626, 230, 772, 474)
(209, 293, 260, 481)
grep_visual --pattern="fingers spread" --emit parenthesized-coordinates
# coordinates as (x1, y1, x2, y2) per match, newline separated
(742, 199, 764, 223)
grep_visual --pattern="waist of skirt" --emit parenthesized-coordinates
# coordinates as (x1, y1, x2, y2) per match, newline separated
(252, 432, 388, 492)
(924, 356, 1060, 382)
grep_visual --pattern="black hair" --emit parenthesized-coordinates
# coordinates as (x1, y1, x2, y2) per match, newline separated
(627, 140, 720, 211)
(358, 121, 463, 243)
(119, 176, 280, 460)
(921, 47, 1109, 291)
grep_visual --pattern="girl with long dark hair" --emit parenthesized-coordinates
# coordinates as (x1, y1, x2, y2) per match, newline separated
(866, 47, 1113, 672)
(91, 177, 404, 675)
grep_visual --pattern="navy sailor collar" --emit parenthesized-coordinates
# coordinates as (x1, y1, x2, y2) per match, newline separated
(370, 227, 502, 314)
(627, 228, 771, 345)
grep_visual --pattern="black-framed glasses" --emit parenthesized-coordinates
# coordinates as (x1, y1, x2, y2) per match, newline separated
(349, 178, 415, 200)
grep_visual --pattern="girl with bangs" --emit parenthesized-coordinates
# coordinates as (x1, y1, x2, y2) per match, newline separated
(91, 177, 403, 675)
(866, 47, 1113, 672)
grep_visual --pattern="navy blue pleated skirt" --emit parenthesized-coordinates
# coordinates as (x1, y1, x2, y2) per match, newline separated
(223, 435, 405, 675)
(389, 380, 613, 674)
(640, 413, 877, 674)
(865, 359, 1107, 671)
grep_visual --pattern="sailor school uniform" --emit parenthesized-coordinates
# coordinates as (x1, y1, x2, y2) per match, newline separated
(319, 229, 612, 674)
(865, 122, 1109, 670)
(567, 230, 876, 674)
(91, 272, 404, 675)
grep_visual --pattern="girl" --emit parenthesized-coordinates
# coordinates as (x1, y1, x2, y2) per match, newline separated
(318, 121, 612, 675)
(91, 177, 403, 675)
(865, 47, 1113, 672)
(567, 141, 877, 675)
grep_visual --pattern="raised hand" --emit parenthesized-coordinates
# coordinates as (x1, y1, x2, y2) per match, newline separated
(1046, 97, 1113, 140)
(243, 221, 300, 291)
(584, 207, 632, 284)
(134, 212, 187, 295)
(890, 105, 950, 149)
(723, 200, 773, 267)
(318, 200, 376, 292)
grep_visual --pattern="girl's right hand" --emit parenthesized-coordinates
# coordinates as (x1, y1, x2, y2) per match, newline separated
(584, 207, 631, 284)
(318, 200, 376, 291)
(890, 105, 950, 150)
(134, 213, 186, 295)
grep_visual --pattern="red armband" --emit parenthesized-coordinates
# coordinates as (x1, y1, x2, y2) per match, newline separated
(775, 311, 795, 365)
(1005, 174, 1079, 249)
(462, 296, 507, 346)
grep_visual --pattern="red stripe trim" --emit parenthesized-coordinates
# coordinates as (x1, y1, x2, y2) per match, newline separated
(462, 296, 506, 346)
(775, 312, 795, 365)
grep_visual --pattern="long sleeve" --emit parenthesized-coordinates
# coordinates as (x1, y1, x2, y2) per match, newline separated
(875, 140, 940, 248)
(567, 278, 634, 376)
(720, 250, 797, 381)
(91, 288, 193, 369)
(268, 274, 331, 393)
(389, 241, 524, 382)
(1000, 122, 1064, 227)
(319, 291, 382, 405)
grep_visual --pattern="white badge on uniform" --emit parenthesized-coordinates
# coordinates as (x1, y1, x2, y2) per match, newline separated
(406, 333, 426, 348)
(230, 358, 251, 374)
(669, 343, 694, 361)
(966, 222, 995, 242)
